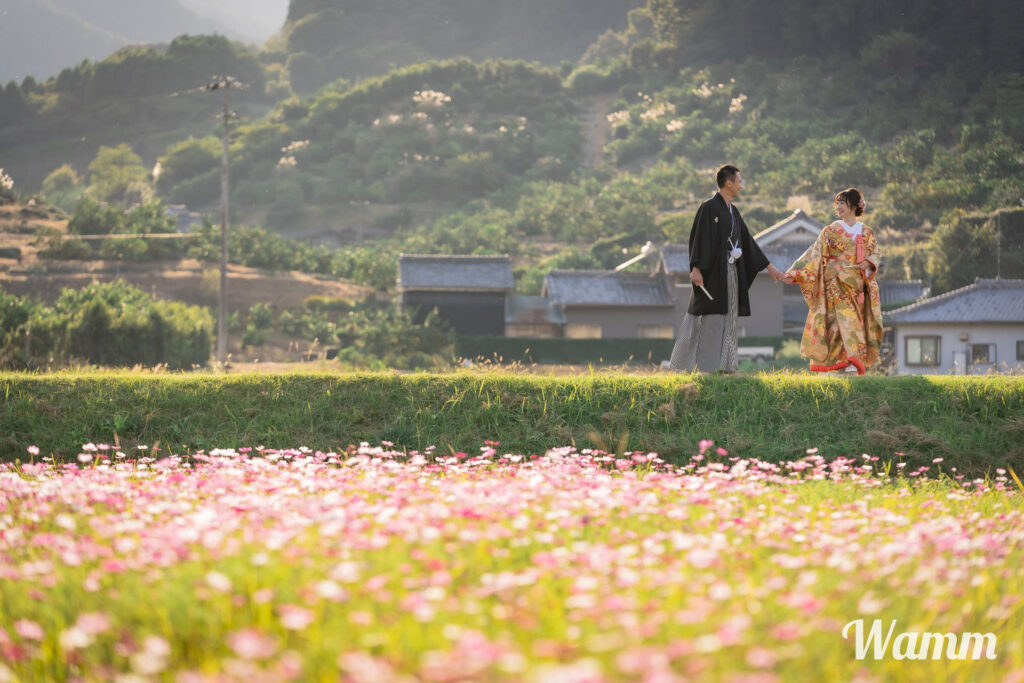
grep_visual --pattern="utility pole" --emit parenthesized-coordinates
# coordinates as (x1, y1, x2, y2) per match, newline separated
(202, 76, 246, 364)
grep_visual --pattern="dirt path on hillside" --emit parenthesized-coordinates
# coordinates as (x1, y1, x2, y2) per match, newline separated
(580, 94, 616, 170)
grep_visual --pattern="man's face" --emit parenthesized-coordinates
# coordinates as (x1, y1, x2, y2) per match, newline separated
(725, 172, 744, 196)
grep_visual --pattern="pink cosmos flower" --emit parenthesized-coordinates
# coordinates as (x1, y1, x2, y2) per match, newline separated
(75, 612, 112, 636)
(14, 620, 44, 641)
(228, 628, 277, 660)
(278, 605, 314, 631)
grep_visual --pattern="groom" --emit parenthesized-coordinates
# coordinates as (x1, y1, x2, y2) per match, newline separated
(669, 164, 785, 373)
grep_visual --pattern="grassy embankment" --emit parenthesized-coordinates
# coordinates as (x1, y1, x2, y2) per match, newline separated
(3, 372, 1023, 476)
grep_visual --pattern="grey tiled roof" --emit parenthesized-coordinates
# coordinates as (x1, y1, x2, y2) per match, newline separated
(544, 270, 673, 307)
(398, 254, 514, 291)
(660, 245, 690, 274)
(886, 279, 1024, 323)
(659, 243, 807, 274)
(505, 295, 566, 325)
(878, 280, 928, 307)
(753, 209, 825, 243)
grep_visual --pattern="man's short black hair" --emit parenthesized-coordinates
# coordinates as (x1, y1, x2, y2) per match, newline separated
(716, 164, 740, 189)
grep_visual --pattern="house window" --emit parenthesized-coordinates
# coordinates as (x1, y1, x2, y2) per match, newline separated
(639, 325, 674, 339)
(1017, 340, 1024, 361)
(905, 336, 940, 366)
(565, 323, 602, 339)
(970, 344, 995, 364)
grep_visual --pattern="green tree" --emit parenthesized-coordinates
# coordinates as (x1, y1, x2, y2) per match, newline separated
(927, 212, 996, 294)
(68, 198, 124, 235)
(155, 137, 221, 196)
(87, 144, 149, 205)
(124, 201, 176, 234)
(41, 165, 84, 212)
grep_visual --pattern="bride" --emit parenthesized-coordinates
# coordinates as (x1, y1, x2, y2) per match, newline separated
(783, 188, 883, 375)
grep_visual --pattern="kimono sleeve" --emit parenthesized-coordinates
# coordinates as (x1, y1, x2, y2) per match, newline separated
(786, 229, 830, 363)
(688, 203, 714, 272)
(786, 229, 825, 287)
(862, 227, 880, 281)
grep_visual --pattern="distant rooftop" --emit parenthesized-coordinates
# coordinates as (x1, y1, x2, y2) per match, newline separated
(878, 280, 928, 308)
(886, 279, 1024, 323)
(505, 295, 566, 325)
(543, 270, 672, 307)
(753, 209, 824, 244)
(397, 254, 514, 291)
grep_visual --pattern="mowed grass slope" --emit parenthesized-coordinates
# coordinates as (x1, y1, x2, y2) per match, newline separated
(2, 372, 1023, 475)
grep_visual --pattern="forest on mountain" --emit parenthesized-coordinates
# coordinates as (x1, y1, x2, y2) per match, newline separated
(276, 0, 641, 93)
(0, 0, 252, 83)
(2, 0, 1023, 297)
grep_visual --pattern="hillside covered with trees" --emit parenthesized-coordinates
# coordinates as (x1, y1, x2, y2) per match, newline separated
(2, 0, 1023, 300)
(0, 0, 247, 83)
(275, 0, 642, 93)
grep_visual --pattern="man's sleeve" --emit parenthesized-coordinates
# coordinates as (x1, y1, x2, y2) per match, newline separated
(739, 214, 769, 273)
(688, 203, 713, 271)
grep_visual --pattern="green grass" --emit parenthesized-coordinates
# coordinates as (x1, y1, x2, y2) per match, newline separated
(2, 371, 1023, 476)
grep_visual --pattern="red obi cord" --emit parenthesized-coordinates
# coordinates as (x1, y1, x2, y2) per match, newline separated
(809, 360, 850, 373)
(809, 357, 865, 375)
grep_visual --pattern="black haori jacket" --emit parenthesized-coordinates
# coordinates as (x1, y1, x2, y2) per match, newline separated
(687, 192, 770, 316)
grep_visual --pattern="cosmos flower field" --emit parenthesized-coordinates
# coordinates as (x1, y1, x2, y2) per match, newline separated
(2, 441, 1023, 682)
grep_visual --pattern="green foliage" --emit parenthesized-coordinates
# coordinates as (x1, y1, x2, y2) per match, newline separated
(333, 302, 455, 370)
(0, 290, 39, 346)
(38, 236, 93, 260)
(1, 374, 1022, 476)
(0, 281, 212, 369)
(183, 220, 395, 289)
(156, 137, 221, 196)
(40, 165, 84, 212)
(68, 198, 124, 235)
(82, 35, 266, 102)
(99, 237, 148, 261)
(87, 144, 150, 205)
(242, 303, 275, 348)
(123, 201, 177, 235)
(928, 208, 1024, 294)
(280, 0, 637, 91)
(9, 0, 1024, 302)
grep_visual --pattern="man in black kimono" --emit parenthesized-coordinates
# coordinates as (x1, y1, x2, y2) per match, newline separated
(670, 165, 785, 372)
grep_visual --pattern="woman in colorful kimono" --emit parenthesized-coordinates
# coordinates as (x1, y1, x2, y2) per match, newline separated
(783, 188, 883, 375)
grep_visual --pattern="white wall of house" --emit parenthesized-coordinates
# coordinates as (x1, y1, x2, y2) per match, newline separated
(746, 274, 785, 337)
(562, 307, 678, 339)
(893, 322, 1024, 374)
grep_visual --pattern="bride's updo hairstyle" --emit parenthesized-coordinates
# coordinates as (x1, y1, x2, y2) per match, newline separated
(835, 188, 865, 216)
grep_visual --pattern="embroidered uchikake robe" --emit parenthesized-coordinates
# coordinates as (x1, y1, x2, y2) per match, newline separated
(786, 221, 883, 373)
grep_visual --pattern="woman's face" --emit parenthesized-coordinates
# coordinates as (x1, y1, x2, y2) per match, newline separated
(835, 200, 853, 221)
